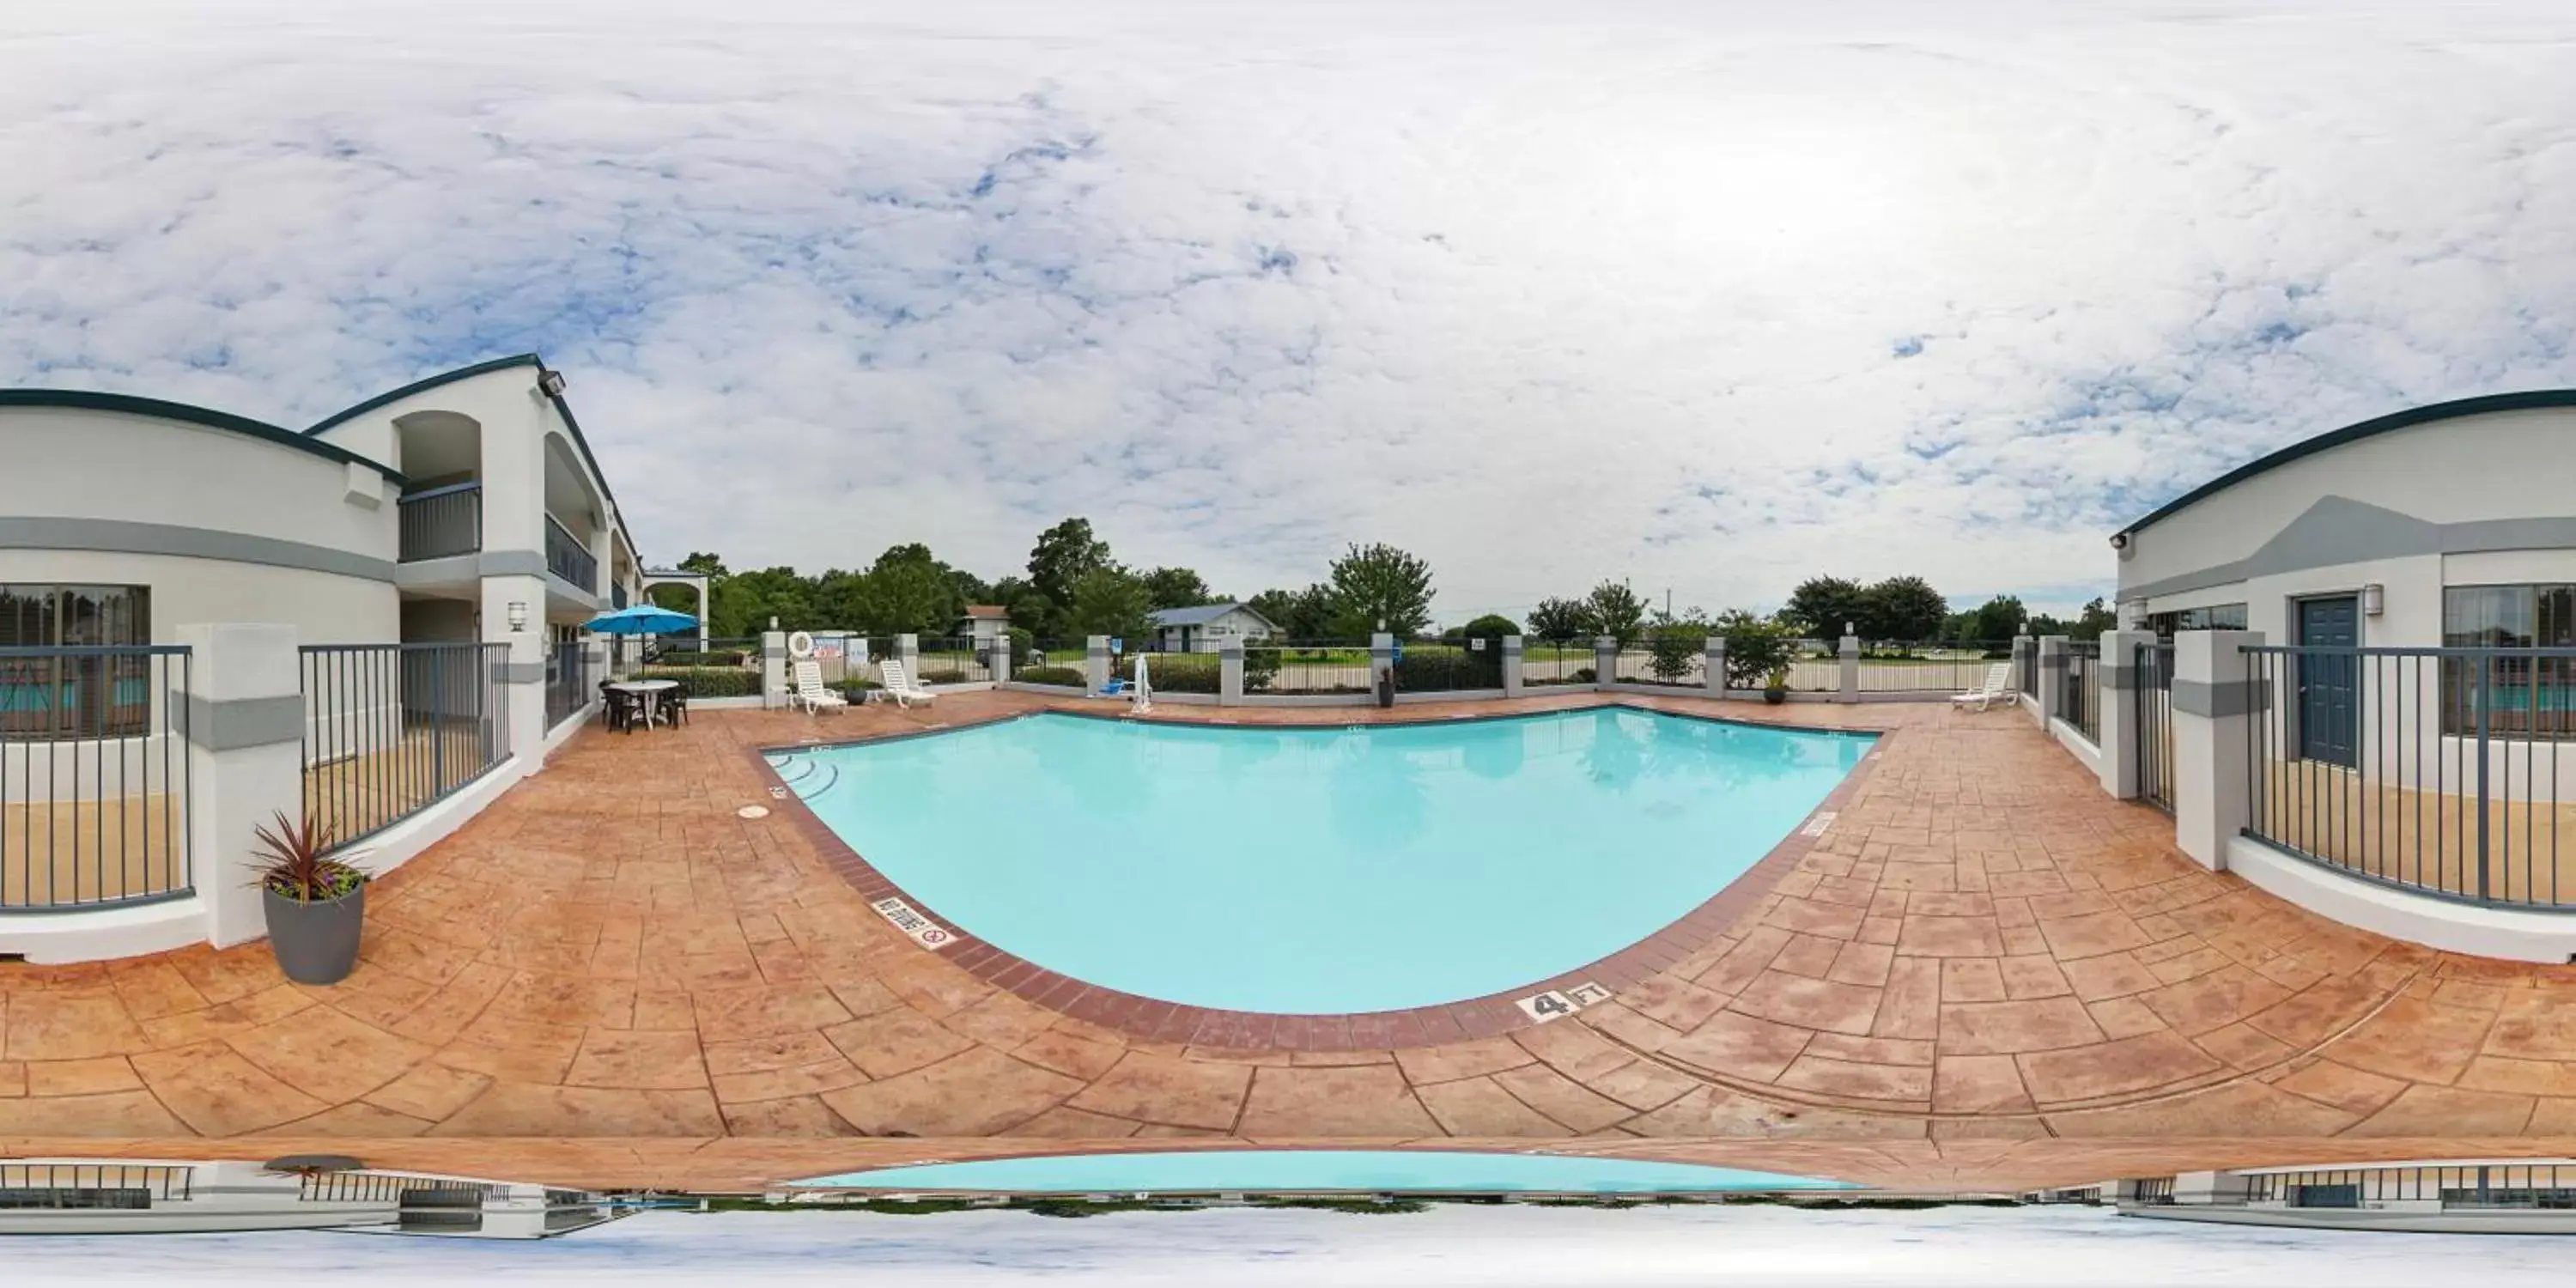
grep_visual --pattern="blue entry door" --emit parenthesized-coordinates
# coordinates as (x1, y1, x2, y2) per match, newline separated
(2297, 596, 2359, 767)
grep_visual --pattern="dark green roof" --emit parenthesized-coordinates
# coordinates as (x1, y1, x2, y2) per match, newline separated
(2119, 389, 2576, 538)
(0, 388, 404, 483)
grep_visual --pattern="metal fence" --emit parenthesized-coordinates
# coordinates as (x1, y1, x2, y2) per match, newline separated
(1856, 641, 2011, 693)
(0, 1163, 193, 1208)
(2018, 639, 2039, 701)
(914, 635, 991, 683)
(2242, 644, 2573, 908)
(1783, 643, 1840, 692)
(2136, 640, 2176, 814)
(2, 644, 192, 911)
(2059, 641, 2102, 744)
(1245, 643, 1373, 695)
(2242, 1163, 2576, 1209)
(1394, 641, 1505, 693)
(629, 635, 764, 699)
(1520, 639, 1593, 687)
(546, 638, 591, 730)
(396, 483, 482, 562)
(1014, 640, 1090, 688)
(301, 643, 510, 850)
(544, 515, 598, 592)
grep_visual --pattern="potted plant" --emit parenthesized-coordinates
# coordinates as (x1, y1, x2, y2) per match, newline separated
(1763, 666, 1790, 705)
(252, 811, 369, 986)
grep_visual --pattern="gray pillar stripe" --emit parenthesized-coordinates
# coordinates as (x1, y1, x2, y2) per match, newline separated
(184, 694, 305, 750)
(497, 661, 546, 684)
(2041, 653, 2069, 671)
(2173, 677, 2271, 718)
(2099, 664, 2139, 692)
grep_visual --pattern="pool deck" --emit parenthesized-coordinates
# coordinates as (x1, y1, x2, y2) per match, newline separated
(7, 690, 2576, 1157)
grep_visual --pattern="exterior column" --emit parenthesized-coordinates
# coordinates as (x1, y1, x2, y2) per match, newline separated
(2012, 635, 2035, 716)
(2037, 635, 2069, 729)
(761, 630, 787, 708)
(1218, 636, 1244, 705)
(1704, 635, 1728, 697)
(896, 633, 920, 682)
(582, 631, 608, 689)
(1593, 635, 1619, 690)
(175, 623, 306, 949)
(1838, 630, 1860, 703)
(483, 574, 547, 762)
(1086, 635, 1111, 691)
(1501, 635, 1525, 699)
(2172, 629, 2265, 872)
(1373, 632, 1399, 696)
(2094, 629, 2148, 798)
(990, 633, 1012, 684)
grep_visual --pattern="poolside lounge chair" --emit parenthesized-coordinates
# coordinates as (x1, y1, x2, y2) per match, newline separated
(1092, 676, 1131, 699)
(878, 659, 939, 708)
(791, 660, 848, 715)
(1950, 663, 2016, 713)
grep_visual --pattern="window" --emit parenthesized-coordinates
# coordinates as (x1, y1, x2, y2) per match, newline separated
(2144, 603, 2246, 637)
(2441, 584, 2576, 740)
(0, 584, 154, 740)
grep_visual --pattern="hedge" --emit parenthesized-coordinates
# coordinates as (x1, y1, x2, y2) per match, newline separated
(1015, 665, 1087, 687)
(916, 669, 969, 685)
(635, 665, 761, 697)
(651, 650, 748, 667)
(1139, 654, 1219, 693)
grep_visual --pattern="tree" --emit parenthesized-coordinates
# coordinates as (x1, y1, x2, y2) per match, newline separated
(1585, 580, 1648, 643)
(1643, 611, 1709, 683)
(1027, 518, 1115, 619)
(1783, 576, 1869, 638)
(852, 558, 957, 636)
(1248, 584, 1336, 641)
(1964, 594, 2028, 644)
(1140, 567, 1218, 612)
(1527, 596, 1594, 642)
(1453, 613, 1521, 641)
(1326, 543, 1435, 638)
(1064, 567, 1154, 640)
(2073, 597, 2120, 641)
(1862, 575, 1950, 643)
(1714, 610, 1798, 690)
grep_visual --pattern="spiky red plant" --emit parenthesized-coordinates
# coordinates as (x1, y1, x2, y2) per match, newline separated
(249, 811, 366, 902)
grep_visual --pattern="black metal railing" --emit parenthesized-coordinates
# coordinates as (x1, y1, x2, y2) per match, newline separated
(2018, 639, 2039, 700)
(301, 643, 510, 850)
(1857, 641, 2013, 693)
(2126, 1176, 2175, 1206)
(2243, 644, 2573, 908)
(1, 644, 191, 911)
(2059, 641, 2101, 744)
(914, 636, 989, 683)
(1245, 642, 1375, 695)
(547, 639, 591, 729)
(397, 483, 482, 562)
(2244, 1163, 2576, 1208)
(630, 635, 764, 700)
(611, 583, 629, 610)
(2136, 640, 2176, 814)
(1394, 640, 1506, 693)
(1013, 640, 1089, 689)
(0, 1163, 192, 1208)
(1519, 638, 1594, 687)
(545, 515, 598, 592)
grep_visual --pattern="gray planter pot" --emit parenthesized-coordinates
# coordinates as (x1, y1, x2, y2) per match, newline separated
(264, 883, 367, 986)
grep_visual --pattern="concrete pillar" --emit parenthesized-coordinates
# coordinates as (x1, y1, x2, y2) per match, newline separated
(2094, 629, 2150, 799)
(990, 633, 1012, 684)
(2037, 635, 2069, 728)
(581, 631, 609, 690)
(2172, 629, 2264, 872)
(175, 624, 306, 949)
(1838, 632, 1861, 703)
(1704, 635, 1728, 696)
(761, 630, 787, 708)
(1085, 635, 1112, 691)
(1501, 635, 1525, 698)
(482, 574, 547, 759)
(2011, 633, 2034, 698)
(1373, 632, 1399, 693)
(1218, 636, 1244, 705)
(2171, 1170, 2251, 1206)
(1593, 635, 1619, 689)
(896, 633, 920, 682)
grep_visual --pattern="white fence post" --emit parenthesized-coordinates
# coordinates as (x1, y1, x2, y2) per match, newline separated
(175, 623, 305, 949)
(1838, 631, 1860, 703)
(1593, 635, 1619, 689)
(761, 630, 787, 708)
(991, 633, 1012, 684)
(896, 633, 920, 681)
(1219, 636, 1244, 705)
(2094, 629, 2148, 799)
(2171, 629, 2265, 872)
(1501, 635, 1525, 699)
(1374, 633, 1399, 696)
(1704, 635, 1728, 697)
(2037, 635, 2069, 729)
(1085, 635, 1112, 691)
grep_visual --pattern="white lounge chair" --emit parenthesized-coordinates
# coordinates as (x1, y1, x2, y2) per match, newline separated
(879, 658, 939, 708)
(1950, 662, 2016, 713)
(791, 659, 848, 714)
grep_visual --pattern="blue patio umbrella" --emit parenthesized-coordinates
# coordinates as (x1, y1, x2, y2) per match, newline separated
(581, 605, 699, 635)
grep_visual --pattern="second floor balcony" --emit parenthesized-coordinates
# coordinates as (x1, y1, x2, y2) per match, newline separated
(397, 483, 482, 562)
(545, 513, 598, 592)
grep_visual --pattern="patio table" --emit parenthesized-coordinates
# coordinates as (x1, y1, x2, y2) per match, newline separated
(606, 678, 679, 729)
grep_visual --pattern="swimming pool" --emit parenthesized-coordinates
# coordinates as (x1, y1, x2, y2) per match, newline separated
(790, 1149, 1858, 1195)
(770, 708, 1870, 1014)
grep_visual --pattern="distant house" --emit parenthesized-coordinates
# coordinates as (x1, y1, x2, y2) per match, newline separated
(1148, 603, 1278, 653)
(957, 604, 1009, 647)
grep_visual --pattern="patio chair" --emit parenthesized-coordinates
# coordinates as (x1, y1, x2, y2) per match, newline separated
(1949, 662, 2016, 713)
(791, 660, 848, 715)
(659, 684, 690, 726)
(878, 659, 939, 708)
(598, 679, 641, 733)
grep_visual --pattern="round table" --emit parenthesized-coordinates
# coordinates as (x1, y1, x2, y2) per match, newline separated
(607, 678, 679, 728)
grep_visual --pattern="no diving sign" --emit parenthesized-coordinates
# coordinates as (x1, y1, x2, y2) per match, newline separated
(872, 896, 957, 951)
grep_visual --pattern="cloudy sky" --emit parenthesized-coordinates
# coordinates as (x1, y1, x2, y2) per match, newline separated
(4, 0, 2572, 619)
(10, 1205, 2576, 1286)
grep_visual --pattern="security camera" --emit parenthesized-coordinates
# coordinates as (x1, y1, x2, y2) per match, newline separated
(2108, 532, 2129, 550)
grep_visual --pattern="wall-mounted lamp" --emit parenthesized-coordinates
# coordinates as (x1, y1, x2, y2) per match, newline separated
(507, 601, 530, 634)
(2363, 583, 2385, 617)
(537, 368, 567, 398)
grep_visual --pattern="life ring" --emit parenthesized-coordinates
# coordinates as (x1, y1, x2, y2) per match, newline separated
(787, 630, 816, 659)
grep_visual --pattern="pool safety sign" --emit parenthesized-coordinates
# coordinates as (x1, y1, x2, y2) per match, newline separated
(1516, 981, 1613, 1023)
(872, 896, 957, 950)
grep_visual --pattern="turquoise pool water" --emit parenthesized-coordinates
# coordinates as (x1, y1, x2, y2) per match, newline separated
(770, 708, 1869, 1013)
(791, 1149, 1857, 1195)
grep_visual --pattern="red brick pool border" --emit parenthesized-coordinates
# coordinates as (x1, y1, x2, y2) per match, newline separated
(750, 699, 1890, 1052)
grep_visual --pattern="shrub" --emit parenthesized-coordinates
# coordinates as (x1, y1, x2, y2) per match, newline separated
(1394, 645, 1502, 691)
(916, 668, 969, 685)
(637, 665, 760, 697)
(1139, 653, 1219, 693)
(835, 678, 880, 700)
(652, 649, 748, 667)
(1645, 624, 1704, 683)
(1716, 614, 1799, 690)
(1014, 665, 1087, 688)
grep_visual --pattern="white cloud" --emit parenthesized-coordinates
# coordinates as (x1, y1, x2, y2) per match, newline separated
(3, 0, 2572, 618)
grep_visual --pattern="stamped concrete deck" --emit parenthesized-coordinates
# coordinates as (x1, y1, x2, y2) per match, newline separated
(6, 691, 2576, 1145)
